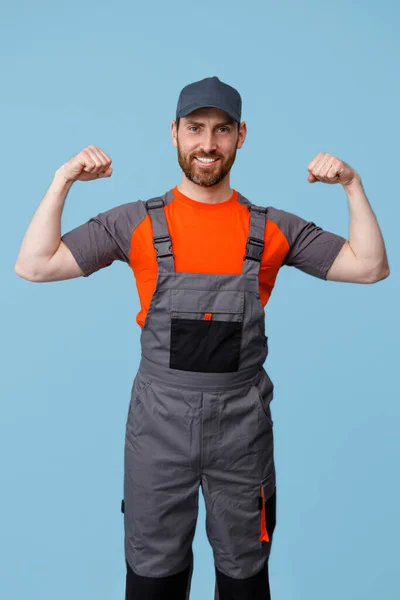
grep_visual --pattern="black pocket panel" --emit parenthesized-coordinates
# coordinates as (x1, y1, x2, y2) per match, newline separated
(170, 318, 242, 372)
(264, 487, 276, 542)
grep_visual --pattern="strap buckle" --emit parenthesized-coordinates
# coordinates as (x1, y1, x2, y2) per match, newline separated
(145, 198, 165, 211)
(245, 236, 264, 262)
(154, 234, 173, 259)
(248, 205, 268, 215)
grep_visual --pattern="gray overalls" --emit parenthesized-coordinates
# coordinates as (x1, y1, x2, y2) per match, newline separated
(122, 197, 277, 600)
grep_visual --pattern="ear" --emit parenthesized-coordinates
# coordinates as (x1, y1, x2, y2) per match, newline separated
(171, 120, 178, 148)
(236, 121, 247, 149)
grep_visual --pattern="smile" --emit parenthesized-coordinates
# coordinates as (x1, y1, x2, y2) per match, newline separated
(195, 157, 220, 167)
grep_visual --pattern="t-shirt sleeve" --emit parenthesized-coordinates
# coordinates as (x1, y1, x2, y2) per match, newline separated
(269, 207, 347, 280)
(60, 200, 146, 277)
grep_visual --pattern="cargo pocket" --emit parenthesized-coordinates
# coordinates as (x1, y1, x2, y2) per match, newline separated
(170, 289, 244, 372)
(254, 370, 274, 428)
(127, 373, 153, 420)
(259, 471, 276, 543)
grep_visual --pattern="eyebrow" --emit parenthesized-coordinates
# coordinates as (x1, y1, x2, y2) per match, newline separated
(185, 120, 234, 127)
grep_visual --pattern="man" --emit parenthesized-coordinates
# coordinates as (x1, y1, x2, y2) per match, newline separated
(15, 76, 390, 600)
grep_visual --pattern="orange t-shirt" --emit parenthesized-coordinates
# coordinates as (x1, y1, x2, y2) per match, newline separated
(129, 186, 288, 327)
(61, 185, 347, 327)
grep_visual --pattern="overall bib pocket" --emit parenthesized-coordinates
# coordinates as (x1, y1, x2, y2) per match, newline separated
(169, 289, 244, 372)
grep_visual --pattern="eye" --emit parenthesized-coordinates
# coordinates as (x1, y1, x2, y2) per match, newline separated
(188, 126, 199, 132)
(219, 127, 230, 133)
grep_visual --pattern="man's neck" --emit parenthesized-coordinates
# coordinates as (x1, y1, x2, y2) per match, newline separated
(177, 176, 233, 205)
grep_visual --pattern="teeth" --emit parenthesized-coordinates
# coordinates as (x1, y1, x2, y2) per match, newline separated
(196, 157, 218, 163)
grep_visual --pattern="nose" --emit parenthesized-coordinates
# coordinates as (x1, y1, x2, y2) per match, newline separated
(199, 130, 218, 155)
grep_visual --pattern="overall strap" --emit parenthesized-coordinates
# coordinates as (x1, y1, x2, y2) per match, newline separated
(242, 204, 268, 276)
(145, 197, 175, 273)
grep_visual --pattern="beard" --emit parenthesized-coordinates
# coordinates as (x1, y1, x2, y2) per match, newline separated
(177, 138, 238, 187)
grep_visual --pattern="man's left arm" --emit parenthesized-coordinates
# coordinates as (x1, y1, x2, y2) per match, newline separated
(307, 153, 390, 284)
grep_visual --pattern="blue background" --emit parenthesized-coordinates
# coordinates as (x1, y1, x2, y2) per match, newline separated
(2, 0, 399, 598)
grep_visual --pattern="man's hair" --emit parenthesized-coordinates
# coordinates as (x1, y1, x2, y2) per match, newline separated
(176, 116, 240, 131)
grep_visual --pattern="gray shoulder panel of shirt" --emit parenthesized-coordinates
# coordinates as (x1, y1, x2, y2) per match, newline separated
(60, 198, 148, 275)
(237, 192, 319, 246)
(261, 204, 347, 279)
(89, 199, 149, 261)
(91, 188, 182, 259)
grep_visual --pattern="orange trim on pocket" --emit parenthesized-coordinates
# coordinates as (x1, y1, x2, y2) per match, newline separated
(204, 313, 213, 320)
(260, 485, 270, 542)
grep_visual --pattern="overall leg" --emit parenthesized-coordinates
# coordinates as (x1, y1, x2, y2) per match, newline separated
(201, 380, 277, 600)
(123, 373, 201, 599)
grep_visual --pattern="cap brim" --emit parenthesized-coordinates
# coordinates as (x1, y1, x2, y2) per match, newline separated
(177, 103, 238, 121)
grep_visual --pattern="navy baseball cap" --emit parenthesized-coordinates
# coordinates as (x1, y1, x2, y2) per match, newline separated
(176, 76, 242, 123)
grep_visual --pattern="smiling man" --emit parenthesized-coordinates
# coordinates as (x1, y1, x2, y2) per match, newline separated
(175, 110, 243, 188)
(15, 76, 390, 600)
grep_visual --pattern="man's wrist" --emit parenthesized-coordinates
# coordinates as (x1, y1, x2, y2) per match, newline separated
(343, 173, 362, 194)
(53, 168, 75, 189)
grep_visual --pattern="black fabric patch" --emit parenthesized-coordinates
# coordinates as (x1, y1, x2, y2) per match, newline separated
(264, 488, 276, 544)
(121, 499, 125, 514)
(170, 318, 242, 372)
(215, 560, 271, 600)
(125, 560, 191, 600)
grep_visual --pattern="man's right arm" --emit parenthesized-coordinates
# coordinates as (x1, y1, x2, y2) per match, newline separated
(14, 145, 115, 282)
(14, 170, 84, 282)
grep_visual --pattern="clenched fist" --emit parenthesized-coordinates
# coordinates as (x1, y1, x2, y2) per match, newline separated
(57, 146, 113, 183)
(307, 152, 358, 187)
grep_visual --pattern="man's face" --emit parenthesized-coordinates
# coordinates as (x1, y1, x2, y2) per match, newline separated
(171, 107, 246, 187)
